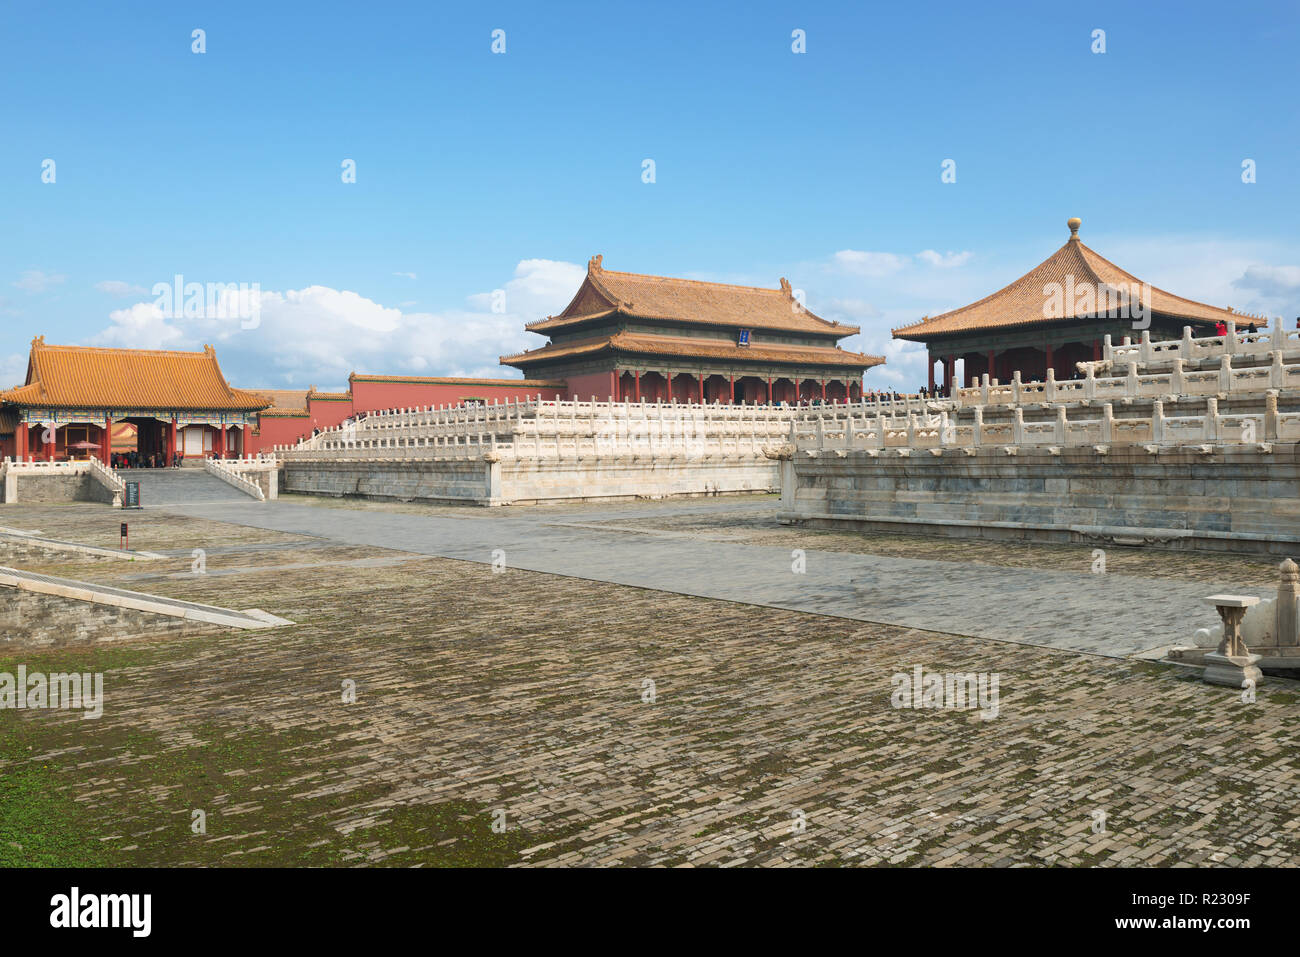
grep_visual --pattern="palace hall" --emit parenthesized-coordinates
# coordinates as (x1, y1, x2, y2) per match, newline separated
(892, 218, 1267, 392)
(500, 255, 883, 404)
(0, 338, 268, 464)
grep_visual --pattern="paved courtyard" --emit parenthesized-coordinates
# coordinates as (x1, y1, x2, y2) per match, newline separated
(0, 496, 1296, 867)
(165, 494, 1268, 658)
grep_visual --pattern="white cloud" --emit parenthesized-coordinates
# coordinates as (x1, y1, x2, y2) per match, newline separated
(1232, 264, 1300, 300)
(831, 250, 909, 278)
(393, 271, 418, 280)
(87, 259, 588, 390)
(916, 249, 973, 269)
(0, 352, 27, 389)
(95, 280, 148, 296)
(13, 270, 66, 293)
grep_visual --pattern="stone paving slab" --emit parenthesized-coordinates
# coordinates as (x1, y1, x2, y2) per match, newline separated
(1, 502, 1296, 868)
(168, 498, 1239, 658)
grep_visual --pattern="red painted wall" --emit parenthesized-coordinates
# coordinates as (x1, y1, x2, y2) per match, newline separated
(562, 371, 618, 402)
(349, 378, 564, 410)
(248, 378, 566, 453)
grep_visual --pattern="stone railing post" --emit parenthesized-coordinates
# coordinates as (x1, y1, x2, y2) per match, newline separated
(1151, 399, 1164, 443)
(972, 406, 983, 447)
(980, 373, 990, 405)
(1012, 408, 1024, 445)
(1126, 361, 1140, 397)
(1056, 405, 1067, 443)
(1219, 353, 1233, 392)
(1182, 325, 1195, 357)
(1103, 333, 1113, 362)
(1101, 403, 1114, 443)
(1084, 363, 1096, 400)
(1170, 357, 1185, 395)
(1265, 391, 1280, 441)
(1140, 329, 1152, 362)
(1045, 367, 1056, 400)
(1012, 370, 1022, 405)
(1270, 350, 1284, 389)
(1278, 559, 1299, 647)
(1205, 397, 1219, 440)
(1224, 319, 1237, 354)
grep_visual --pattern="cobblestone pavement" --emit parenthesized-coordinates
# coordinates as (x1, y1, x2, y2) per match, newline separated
(160, 495, 1277, 658)
(0, 503, 1296, 868)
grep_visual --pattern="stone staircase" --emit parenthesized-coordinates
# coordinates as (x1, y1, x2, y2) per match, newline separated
(115, 469, 259, 506)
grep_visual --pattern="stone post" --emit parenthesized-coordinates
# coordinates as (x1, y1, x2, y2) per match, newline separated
(1012, 408, 1024, 445)
(1140, 329, 1152, 362)
(1012, 370, 1022, 405)
(1278, 559, 1299, 647)
(1100, 403, 1114, 444)
(1265, 391, 1280, 441)
(1056, 405, 1067, 443)
(972, 406, 983, 447)
(1084, 363, 1096, 400)
(1204, 397, 1219, 440)
(1151, 399, 1164, 443)
(980, 373, 989, 406)
(1203, 595, 1263, 687)
(1219, 353, 1234, 393)
(1045, 368, 1056, 401)
(1126, 361, 1140, 397)
(1224, 320, 1237, 354)
(1270, 350, 1284, 389)
(1170, 358, 1185, 395)
(1182, 325, 1195, 357)
(1103, 334, 1113, 363)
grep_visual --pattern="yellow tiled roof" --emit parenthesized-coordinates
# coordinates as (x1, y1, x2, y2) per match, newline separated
(526, 255, 860, 336)
(501, 331, 882, 369)
(892, 219, 1267, 340)
(1, 338, 270, 411)
(246, 388, 310, 412)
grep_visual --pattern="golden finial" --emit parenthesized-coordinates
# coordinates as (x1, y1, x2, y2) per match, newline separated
(1067, 217, 1082, 239)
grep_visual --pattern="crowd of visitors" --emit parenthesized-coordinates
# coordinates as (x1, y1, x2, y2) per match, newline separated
(111, 451, 180, 469)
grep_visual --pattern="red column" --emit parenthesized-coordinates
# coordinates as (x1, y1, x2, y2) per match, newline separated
(767, 376, 773, 404)
(987, 351, 996, 382)
(15, 421, 26, 460)
(44, 424, 55, 461)
(927, 352, 936, 392)
(729, 374, 735, 404)
(698, 374, 704, 404)
(101, 416, 112, 463)
(215, 426, 225, 459)
(168, 419, 177, 464)
(668, 370, 674, 402)
(820, 378, 826, 401)
(241, 425, 250, 458)
(634, 371, 641, 401)
(1092, 339, 1101, 361)
(610, 370, 617, 402)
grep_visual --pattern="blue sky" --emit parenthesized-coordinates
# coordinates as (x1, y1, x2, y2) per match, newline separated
(3, 0, 1297, 390)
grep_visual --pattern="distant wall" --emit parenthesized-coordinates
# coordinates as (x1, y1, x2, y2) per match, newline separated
(779, 444, 1300, 555)
(251, 379, 568, 453)
(0, 589, 219, 647)
(3, 473, 116, 506)
(350, 378, 564, 410)
(283, 455, 779, 506)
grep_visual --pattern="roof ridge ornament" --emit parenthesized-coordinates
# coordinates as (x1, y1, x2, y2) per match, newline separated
(1068, 217, 1082, 240)
(589, 254, 603, 272)
(779, 278, 792, 297)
